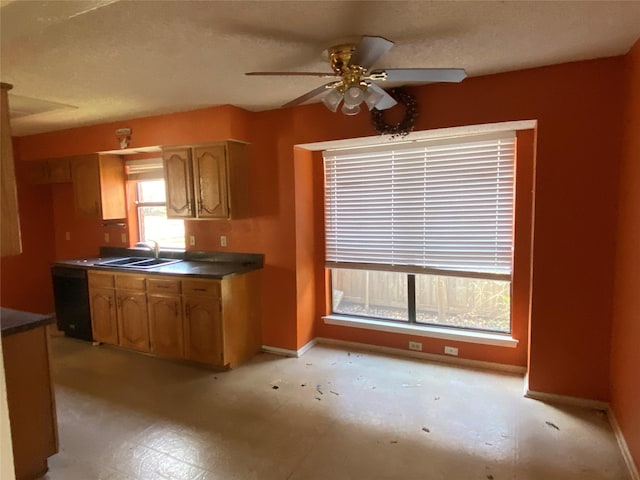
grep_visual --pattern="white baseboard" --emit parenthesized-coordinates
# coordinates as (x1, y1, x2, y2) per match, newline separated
(315, 337, 526, 374)
(524, 389, 609, 410)
(608, 408, 640, 480)
(261, 339, 317, 358)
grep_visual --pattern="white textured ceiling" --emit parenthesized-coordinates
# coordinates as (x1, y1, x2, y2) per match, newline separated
(1, 0, 640, 136)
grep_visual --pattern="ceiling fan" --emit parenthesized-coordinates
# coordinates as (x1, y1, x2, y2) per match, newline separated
(246, 35, 467, 115)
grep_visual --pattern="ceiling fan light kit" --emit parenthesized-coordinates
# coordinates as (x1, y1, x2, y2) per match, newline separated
(247, 35, 466, 120)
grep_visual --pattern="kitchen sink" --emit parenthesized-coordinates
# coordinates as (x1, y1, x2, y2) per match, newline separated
(94, 257, 182, 269)
(129, 258, 182, 268)
(95, 257, 143, 266)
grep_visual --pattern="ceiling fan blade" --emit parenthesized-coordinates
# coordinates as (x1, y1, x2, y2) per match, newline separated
(350, 36, 395, 70)
(282, 82, 341, 108)
(366, 83, 398, 110)
(246, 72, 338, 78)
(371, 68, 467, 83)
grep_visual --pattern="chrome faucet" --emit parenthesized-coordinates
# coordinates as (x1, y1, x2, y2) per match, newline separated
(135, 240, 159, 259)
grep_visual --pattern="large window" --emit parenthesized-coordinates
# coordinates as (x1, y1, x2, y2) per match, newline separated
(324, 132, 515, 333)
(136, 180, 185, 249)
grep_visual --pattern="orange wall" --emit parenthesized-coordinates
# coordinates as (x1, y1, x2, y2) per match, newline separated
(305, 129, 534, 369)
(2, 55, 629, 402)
(0, 142, 55, 313)
(411, 59, 624, 401)
(610, 38, 640, 470)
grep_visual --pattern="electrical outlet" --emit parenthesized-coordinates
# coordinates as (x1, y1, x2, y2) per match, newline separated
(444, 346, 459, 356)
(409, 341, 422, 351)
(189, 235, 196, 246)
(120, 233, 127, 244)
(65, 232, 70, 241)
(220, 235, 227, 247)
(104, 233, 110, 243)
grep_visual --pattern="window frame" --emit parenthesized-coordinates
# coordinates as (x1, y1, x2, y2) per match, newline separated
(330, 269, 512, 334)
(134, 179, 185, 250)
(324, 131, 516, 335)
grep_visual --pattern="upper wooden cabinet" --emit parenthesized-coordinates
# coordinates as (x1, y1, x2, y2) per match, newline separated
(71, 154, 126, 220)
(163, 141, 248, 220)
(1, 82, 22, 257)
(27, 157, 72, 184)
(163, 147, 194, 218)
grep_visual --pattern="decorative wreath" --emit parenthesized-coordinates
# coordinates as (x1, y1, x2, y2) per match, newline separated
(371, 87, 419, 137)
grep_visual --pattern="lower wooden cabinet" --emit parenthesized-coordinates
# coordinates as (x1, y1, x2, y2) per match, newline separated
(183, 296, 223, 365)
(2, 325, 58, 480)
(88, 286, 118, 345)
(148, 294, 183, 358)
(117, 291, 149, 352)
(87, 269, 260, 368)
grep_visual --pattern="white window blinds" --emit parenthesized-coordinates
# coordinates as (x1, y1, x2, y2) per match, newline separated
(126, 158, 164, 181)
(323, 132, 515, 279)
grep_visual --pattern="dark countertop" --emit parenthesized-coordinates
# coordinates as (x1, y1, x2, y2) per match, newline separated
(52, 249, 264, 280)
(1, 308, 55, 337)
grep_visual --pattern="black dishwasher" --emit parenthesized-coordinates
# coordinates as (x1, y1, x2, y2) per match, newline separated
(51, 266, 93, 341)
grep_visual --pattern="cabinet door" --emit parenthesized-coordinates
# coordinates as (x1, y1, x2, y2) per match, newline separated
(89, 287, 118, 344)
(117, 291, 149, 352)
(163, 148, 194, 218)
(183, 296, 223, 365)
(148, 294, 183, 358)
(1, 83, 22, 256)
(98, 155, 126, 219)
(26, 160, 51, 184)
(193, 145, 228, 219)
(72, 156, 101, 217)
(47, 158, 72, 183)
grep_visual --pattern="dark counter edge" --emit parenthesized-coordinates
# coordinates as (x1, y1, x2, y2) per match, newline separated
(51, 247, 265, 280)
(1, 308, 55, 337)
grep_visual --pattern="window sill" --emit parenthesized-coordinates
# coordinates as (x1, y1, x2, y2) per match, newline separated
(323, 315, 518, 348)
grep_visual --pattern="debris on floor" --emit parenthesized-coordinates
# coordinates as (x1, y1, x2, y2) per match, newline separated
(434, 396, 440, 400)
(315, 397, 321, 401)
(330, 390, 340, 395)
(545, 421, 560, 430)
(316, 384, 323, 395)
(422, 427, 430, 433)
(487, 475, 494, 479)
(300, 383, 307, 387)
(272, 385, 279, 390)
(390, 440, 398, 444)
(348, 352, 351, 356)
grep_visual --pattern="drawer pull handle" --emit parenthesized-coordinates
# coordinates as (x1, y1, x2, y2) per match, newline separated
(193, 288, 207, 292)
(156, 285, 170, 289)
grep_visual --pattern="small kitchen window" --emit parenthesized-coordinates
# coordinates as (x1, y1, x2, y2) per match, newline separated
(127, 158, 185, 250)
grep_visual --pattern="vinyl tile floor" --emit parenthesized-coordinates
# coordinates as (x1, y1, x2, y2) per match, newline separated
(43, 336, 630, 480)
